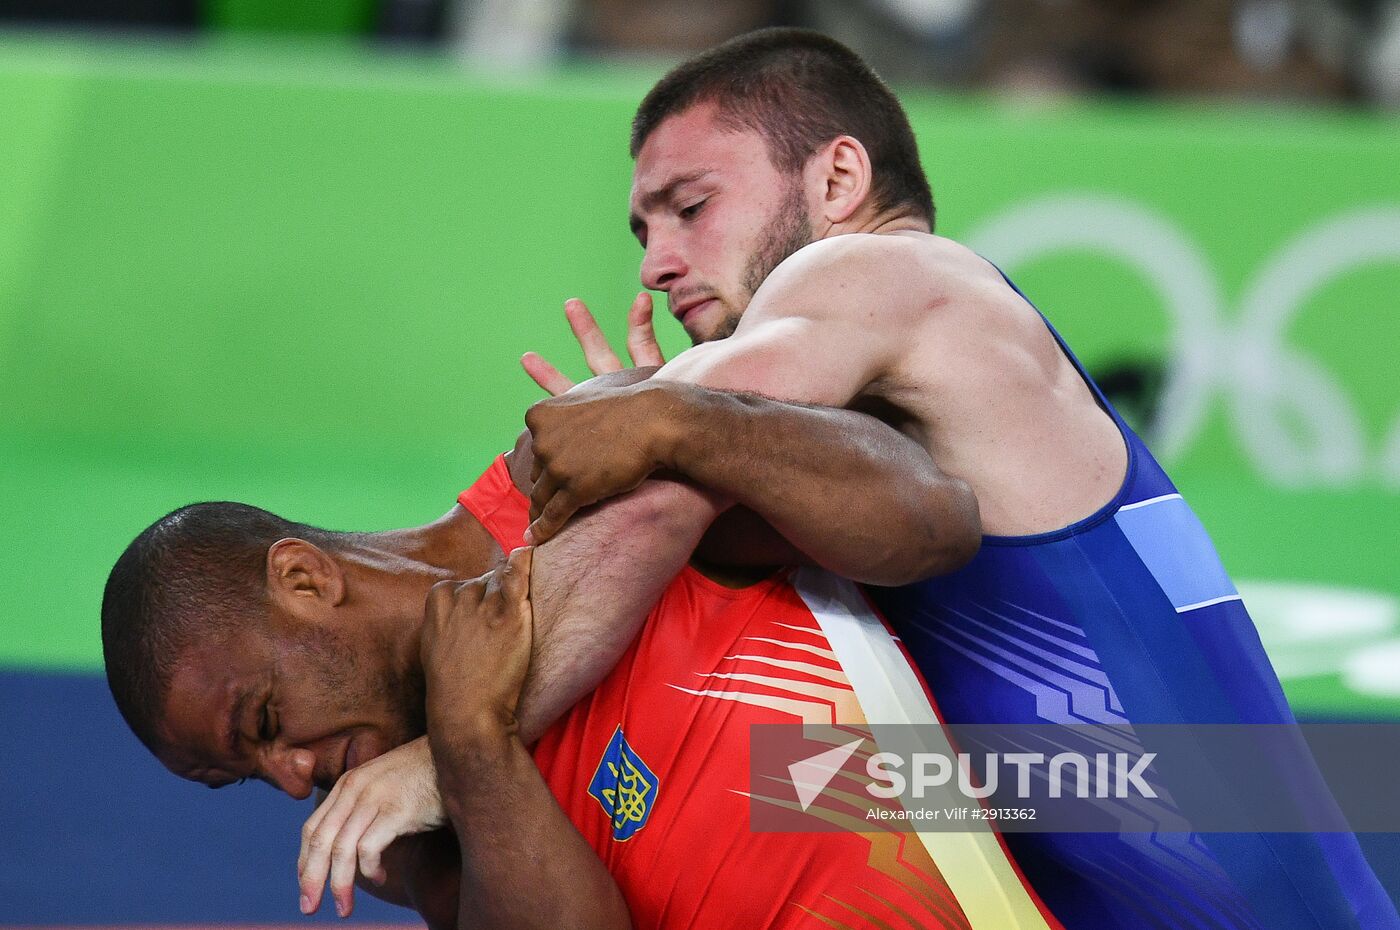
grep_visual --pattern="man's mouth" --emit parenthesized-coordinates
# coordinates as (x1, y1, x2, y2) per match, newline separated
(314, 737, 364, 790)
(673, 297, 717, 326)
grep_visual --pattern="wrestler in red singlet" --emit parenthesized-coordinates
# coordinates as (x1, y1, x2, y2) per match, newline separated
(459, 456, 1059, 930)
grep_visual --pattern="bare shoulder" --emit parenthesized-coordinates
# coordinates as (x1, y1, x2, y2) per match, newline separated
(747, 231, 1014, 330)
(762, 233, 1076, 404)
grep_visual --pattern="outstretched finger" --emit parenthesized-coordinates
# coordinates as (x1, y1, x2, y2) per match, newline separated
(521, 352, 574, 397)
(565, 298, 624, 376)
(626, 292, 665, 367)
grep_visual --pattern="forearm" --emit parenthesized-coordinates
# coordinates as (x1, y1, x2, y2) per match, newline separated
(661, 384, 980, 585)
(517, 477, 724, 743)
(433, 729, 630, 930)
(359, 830, 461, 930)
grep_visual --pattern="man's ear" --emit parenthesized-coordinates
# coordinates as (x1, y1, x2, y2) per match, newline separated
(810, 135, 873, 225)
(265, 538, 346, 620)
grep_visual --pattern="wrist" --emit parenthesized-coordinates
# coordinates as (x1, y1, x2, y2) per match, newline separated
(400, 830, 461, 928)
(428, 708, 519, 785)
(431, 720, 530, 830)
(648, 380, 713, 475)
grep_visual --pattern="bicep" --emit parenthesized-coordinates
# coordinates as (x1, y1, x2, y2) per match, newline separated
(655, 237, 922, 403)
(655, 315, 890, 406)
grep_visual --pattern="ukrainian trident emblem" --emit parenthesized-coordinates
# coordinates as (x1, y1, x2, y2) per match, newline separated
(588, 726, 659, 841)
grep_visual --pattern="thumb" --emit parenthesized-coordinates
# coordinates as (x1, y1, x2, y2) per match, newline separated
(500, 546, 535, 604)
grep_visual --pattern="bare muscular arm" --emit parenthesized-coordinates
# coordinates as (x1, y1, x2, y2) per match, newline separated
(371, 473, 717, 929)
(517, 475, 725, 744)
(502, 423, 728, 743)
(525, 378, 978, 585)
(423, 549, 631, 930)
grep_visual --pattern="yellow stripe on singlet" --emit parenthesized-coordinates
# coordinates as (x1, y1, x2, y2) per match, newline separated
(793, 568, 1056, 930)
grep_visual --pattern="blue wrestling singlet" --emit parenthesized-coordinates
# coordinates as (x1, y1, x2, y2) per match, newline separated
(869, 270, 1399, 930)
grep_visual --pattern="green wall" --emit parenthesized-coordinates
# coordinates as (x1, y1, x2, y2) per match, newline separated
(2, 35, 1397, 716)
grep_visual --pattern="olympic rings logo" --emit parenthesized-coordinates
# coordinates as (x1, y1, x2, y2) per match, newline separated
(967, 196, 1400, 488)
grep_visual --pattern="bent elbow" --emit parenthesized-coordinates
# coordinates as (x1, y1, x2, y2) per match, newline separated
(901, 477, 981, 584)
(934, 522, 981, 576)
(872, 538, 978, 587)
(851, 478, 980, 587)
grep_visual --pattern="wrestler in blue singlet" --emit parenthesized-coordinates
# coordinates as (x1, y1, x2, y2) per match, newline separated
(871, 271, 1399, 930)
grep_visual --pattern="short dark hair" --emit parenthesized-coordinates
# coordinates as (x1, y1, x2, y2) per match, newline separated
(631, 28, 934, 227)
(100, 502, 335, 757)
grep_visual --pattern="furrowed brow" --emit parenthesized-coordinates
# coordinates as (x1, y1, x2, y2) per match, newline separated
(637, 169, 714, 214)
(631, 169, 713, 242)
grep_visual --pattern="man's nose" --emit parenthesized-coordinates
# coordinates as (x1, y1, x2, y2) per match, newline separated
(260, 745, 317, 800)
(640, 234, 686, 292)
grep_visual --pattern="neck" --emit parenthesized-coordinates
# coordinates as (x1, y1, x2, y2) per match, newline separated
(822, 205, 929, 240)
(332, 506, 499, 688)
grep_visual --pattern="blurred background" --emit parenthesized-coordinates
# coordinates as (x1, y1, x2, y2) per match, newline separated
(0, 0, 1397, 926)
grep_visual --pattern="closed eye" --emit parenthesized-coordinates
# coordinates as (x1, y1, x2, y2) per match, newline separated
(679, 199, 707, 220)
